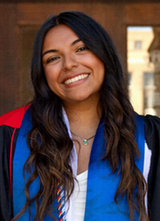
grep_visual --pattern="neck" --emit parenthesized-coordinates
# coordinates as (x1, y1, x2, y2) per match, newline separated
(63, 97, 102, 137)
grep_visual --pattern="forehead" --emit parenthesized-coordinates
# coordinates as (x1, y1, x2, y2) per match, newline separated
(42, 25, 79, 50)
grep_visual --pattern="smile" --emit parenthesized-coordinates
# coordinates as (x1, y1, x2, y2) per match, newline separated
(64, 74, 89, 85)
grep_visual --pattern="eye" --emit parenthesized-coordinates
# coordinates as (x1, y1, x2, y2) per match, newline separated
(76, 46, 88, 52)
(46, 56, 60, 64)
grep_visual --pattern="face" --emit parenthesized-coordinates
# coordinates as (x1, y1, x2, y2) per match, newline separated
(42, 24, 105, 105)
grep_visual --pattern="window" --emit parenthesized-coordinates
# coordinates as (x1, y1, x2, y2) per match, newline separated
(143, 72, 154, 110)
(134, 40, 142, 50)
(143, 72, 154, 87)
(128, 72, 132, 86)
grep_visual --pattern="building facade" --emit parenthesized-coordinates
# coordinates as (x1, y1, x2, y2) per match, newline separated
(0, 0, 160, 115)
(128, 27, 155, 115)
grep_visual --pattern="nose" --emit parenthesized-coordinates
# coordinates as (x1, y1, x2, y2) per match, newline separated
(62, 53, 78, 71)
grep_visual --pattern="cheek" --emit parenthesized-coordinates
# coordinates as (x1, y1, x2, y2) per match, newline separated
(44, 67, 59, 86)
(44, 74, 58, 95)
(95, 61, 105, 80)
(88, 54, 105, 74)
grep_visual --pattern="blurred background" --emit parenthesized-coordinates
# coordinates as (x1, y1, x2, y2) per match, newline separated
(0, 0, 160, 116)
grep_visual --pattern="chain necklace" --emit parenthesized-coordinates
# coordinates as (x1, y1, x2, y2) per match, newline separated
(71, 131, 95, 145)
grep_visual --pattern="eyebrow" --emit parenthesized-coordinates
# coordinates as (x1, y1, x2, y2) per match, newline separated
(42, 38, 82, 57)
(70, 38, 81, 46)
(42, 49, 58, 57)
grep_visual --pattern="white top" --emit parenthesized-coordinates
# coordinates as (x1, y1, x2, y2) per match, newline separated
(73, 171, 88, 221)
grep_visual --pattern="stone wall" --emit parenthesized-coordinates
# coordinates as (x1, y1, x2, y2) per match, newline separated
(0, 1, 160, 115)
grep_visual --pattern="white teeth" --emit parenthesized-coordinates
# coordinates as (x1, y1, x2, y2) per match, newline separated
(64, 74, 89, 85)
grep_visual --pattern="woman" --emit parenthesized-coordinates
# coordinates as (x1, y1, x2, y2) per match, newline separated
(0, 11, 160, 221)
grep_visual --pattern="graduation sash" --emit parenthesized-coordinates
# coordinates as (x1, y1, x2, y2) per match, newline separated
(13, 108, 144, 220)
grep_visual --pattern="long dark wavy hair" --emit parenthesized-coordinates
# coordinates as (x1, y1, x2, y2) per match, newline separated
(13, 11, 148, 221)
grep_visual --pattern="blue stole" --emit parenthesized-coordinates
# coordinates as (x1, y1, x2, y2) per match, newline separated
(84, 114, 144, 220)
(13, 108, 59, 220)
(13, 108, 144, 221)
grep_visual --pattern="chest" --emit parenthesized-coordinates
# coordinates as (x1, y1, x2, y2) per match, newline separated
(12, 110, 145, 221)
(74, 139, 93, 175)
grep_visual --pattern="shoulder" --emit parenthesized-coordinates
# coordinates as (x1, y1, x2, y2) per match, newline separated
(143, 115, 160, 151)
(143, 114, 160, 134)
(143, 114, 160, 124)
(0, 104, 30, 128)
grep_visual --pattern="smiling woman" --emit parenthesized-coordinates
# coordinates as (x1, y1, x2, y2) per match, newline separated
(42, 24, 104, 104)
(0, 11, 160, 221)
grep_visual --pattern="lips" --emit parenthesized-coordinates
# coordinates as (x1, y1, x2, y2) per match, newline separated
(64, 74, 89, 85)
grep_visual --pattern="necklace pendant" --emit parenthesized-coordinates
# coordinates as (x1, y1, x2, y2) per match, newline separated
(83, 139, 88, 145)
